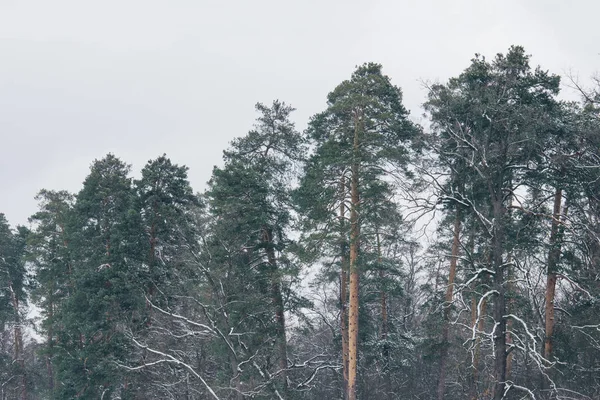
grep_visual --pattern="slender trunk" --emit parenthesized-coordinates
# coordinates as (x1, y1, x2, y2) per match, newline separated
(492, 199, 507, 400)
(437, 209, 462, 400)
(340, 176, 350, 400)
(347, 114, 361, 400)
(262, 227, 288, 392)
(542, 188, 565, 395)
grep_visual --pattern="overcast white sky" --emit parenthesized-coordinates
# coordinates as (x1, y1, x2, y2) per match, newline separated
(1, 0, 598, 227)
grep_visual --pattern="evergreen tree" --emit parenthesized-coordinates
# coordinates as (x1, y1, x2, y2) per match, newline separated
(27, 190, 74, 396)
(135, 154, 198, 301)
(204, 100, 305, 398)
(0, 214, 28, 400)
(297, 63, 418, 400)
(425, 46, 565, 399)
(53, 154, 145, 399)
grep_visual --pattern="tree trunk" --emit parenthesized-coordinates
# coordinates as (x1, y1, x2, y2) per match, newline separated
(542, 188, 564, 395)
(262, 227, 288, 392)
(492, 199, 507, 400)
(339, 176, 349, 400)
(437, 209, 461, 400)
(347, 114, 361, 400)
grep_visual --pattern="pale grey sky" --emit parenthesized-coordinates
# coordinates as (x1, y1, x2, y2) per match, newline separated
(1, 0, 598, 226)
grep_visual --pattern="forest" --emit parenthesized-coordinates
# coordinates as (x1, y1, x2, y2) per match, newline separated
(1, 46, 599, 400)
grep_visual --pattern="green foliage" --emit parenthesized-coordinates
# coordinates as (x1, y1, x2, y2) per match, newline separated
(50, 154, 145, 399)
(3, 49, 599, 400)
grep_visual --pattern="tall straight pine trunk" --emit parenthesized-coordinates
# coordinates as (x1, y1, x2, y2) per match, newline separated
(492, 198, 507, 400)
(347, 114, 361, 400)
(437, 209, 461, 400)
(542, 188, 565, 394)
(339, 176, 350, 400)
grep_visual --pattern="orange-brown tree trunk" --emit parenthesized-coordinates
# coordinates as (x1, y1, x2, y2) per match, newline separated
(347, 174, 359, 400)
(491, 201, 507, 400)
(542, 188, 564, 394)
(437, 209, 461, 400)
(544, 188, 562, 359)
(340, 177, 350, 400)
(347, 114, 361, 400)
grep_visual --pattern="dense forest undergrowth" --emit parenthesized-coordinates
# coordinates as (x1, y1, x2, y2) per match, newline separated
(1, 46, 600, 399)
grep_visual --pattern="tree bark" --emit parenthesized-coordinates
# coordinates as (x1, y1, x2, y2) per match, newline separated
(492, 198, 507, 400)
(542, 188, 564, 395)
(437, 209, 461, 400)
(347, 113, 361, 400)
(339, 176, 349, 400)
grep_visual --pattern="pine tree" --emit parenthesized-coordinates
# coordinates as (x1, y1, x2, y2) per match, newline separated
(135, 154, 198, 301)
(205, 100, 304, 397)
(27, 190, 74, 395)
(53, 154, 145, 399)
(0, 214, 28, 399)
(425, 46, 563, 399)
(297, 63, 418, 400)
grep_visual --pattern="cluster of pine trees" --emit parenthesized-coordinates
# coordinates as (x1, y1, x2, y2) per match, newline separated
(1, 46, 599, 400)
